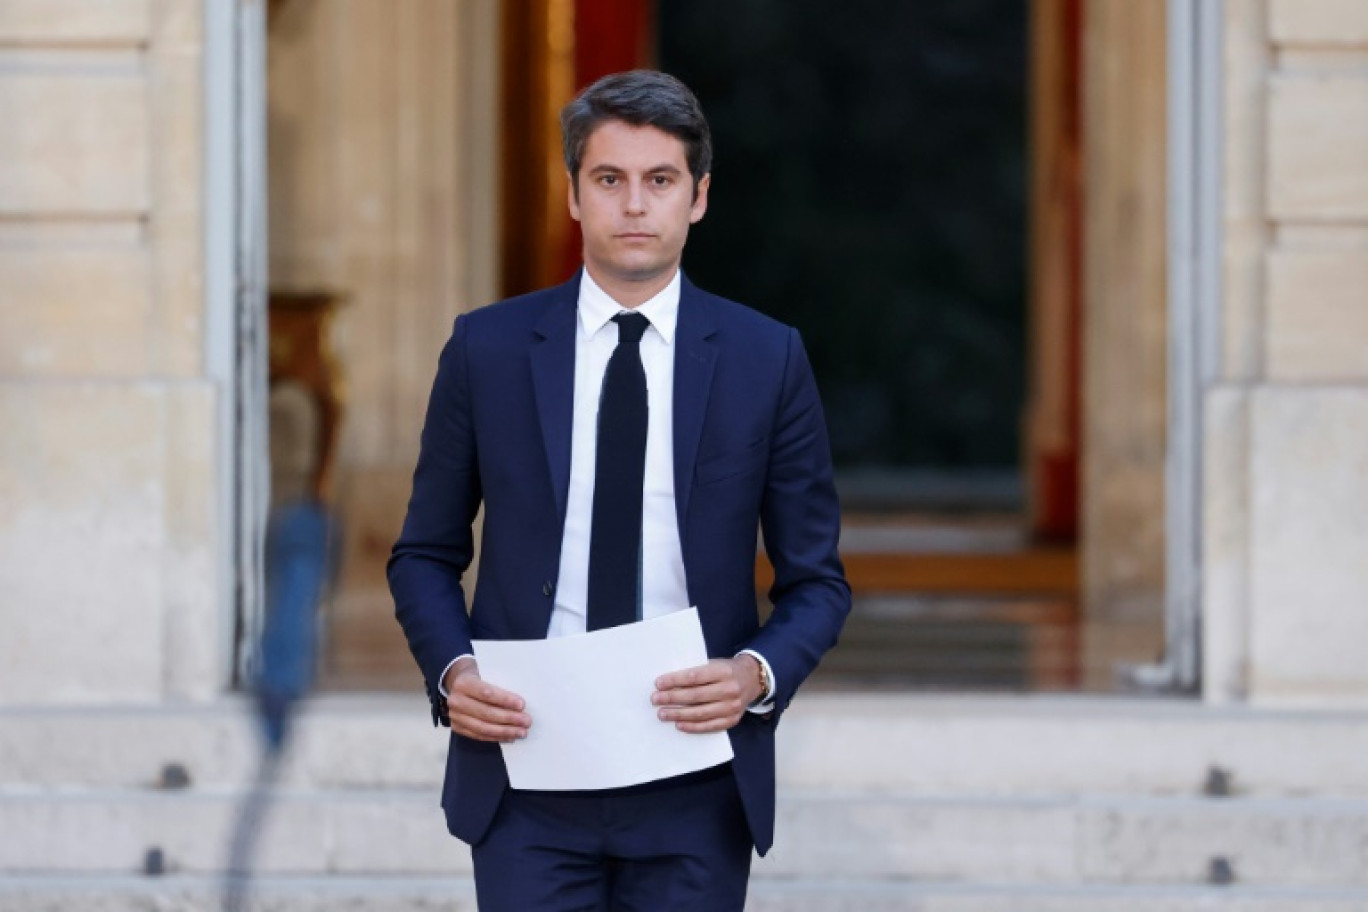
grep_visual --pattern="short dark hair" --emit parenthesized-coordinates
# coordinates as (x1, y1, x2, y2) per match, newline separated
(560, 70, 712, 195)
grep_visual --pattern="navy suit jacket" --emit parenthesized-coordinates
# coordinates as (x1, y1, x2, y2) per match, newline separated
(388, 271, 850, 855)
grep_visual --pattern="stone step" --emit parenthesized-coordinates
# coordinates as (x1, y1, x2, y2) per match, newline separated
(3, 875, 1368, 912)
(3, 693, 1367, 798)
(4, 788, 1368, 887)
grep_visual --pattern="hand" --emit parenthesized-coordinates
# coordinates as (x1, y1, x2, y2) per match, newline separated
(652, 656, 763, 734)
(442, 657, 531, 743)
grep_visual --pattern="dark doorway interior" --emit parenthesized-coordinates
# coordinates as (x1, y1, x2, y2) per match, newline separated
(661, 2, 1085, 692)
(659, 0, 1028, 508)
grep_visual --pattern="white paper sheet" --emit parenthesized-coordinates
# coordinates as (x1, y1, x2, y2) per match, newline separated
(471, 608, 734, 790)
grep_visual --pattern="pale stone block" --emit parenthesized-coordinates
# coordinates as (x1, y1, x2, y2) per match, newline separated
(1267, 250, 1368, 380)
(1, 883, 1367, 912)
(152, 0, 201, 48)
(0, 0, 150, 43)
(0, 219, 142, 246)
(0, 72, 150, 215)
(1222, 0, 1270, 382)
(0, 791, 463, 876)
(160, 384, 221, 700)
(0, 793, 324, 874)
(1079, 797, 1368, 885)
(1276, 224, 1368, 248)
(0, 881, 482, 912)
(14, 695, 1368, 799)
(0, 706, 260, 789)
(758, 887, 1368, 912)
(1270, 0, 1368, 46)
(776, 693, 1368, 799)
(1221, 224, 1269, 384)
(0, 383, 165, 702)
(1268, 76, 1368, 220)
(293, 709, 447, 790)
(1202, 387, 1252, 704)
(328, 798, 472, 874)
(1248, 389, 1368, 704)
(12, 787, 1368, 886)
(0, 246, 150, 377)
(148, 39, 205, 377)
(1277, 48, 1368, 75)
(767, 795, 1077, 882)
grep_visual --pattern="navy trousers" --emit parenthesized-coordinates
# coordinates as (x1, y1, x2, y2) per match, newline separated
(471, 763, 752, 911)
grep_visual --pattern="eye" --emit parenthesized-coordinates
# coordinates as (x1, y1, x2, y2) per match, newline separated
(598, 174, 619, 187)
(651, 174, 673, 188)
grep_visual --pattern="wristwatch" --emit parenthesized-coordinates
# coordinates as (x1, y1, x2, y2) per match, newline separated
(753, 656, 772, 705)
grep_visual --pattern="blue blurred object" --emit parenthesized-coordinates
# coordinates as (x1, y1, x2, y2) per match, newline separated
(225, 501, 335, 912)
(255, 500, 334, 748)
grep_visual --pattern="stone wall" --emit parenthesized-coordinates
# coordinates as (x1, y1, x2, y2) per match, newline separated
(1206, 0, 1368, 705)
(0, 0, 218, 703)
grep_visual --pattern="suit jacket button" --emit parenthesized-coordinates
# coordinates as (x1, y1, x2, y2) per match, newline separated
(542, 581, 554, 597)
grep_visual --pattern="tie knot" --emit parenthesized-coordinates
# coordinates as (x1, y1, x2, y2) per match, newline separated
(613, 312, 650, 345)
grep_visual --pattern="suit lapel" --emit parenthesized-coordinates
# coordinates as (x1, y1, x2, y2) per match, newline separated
(530, 274, 581, 528)
(672, 275, 719, 542)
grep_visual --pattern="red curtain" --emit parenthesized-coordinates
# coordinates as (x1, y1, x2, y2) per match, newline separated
(556, 0, 656, 280)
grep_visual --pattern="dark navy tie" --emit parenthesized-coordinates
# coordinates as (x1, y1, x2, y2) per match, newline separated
(586, 312, 650, 632)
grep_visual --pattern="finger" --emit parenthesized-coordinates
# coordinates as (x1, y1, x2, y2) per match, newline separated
(653, 679, 738, 707)
(675, 715, 739, 734)
(654, 660, 728, 692)
(450, 693, 531, 728)
(659, 698, 741, 723)
(454, 677, 525, 711)
(451, 716, 528, 742)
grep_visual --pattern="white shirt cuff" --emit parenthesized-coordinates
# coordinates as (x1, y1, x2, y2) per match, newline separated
(436, 654, 474, 697)
(737, 649, 776, 713)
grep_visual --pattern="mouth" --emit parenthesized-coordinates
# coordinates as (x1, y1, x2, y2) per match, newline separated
(615, 233, 656, 240)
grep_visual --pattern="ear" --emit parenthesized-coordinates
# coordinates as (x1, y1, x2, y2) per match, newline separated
(567, 171, 581, 221)
(689, 173, 710, 224)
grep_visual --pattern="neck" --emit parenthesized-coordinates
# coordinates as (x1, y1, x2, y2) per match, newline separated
(584, 262, 678, 309)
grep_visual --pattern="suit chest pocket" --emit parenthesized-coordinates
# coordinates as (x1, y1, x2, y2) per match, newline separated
(695, 435, 769, 486)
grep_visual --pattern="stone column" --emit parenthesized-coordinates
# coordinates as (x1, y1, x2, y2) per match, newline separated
(1206, 0, 1368, 706)
(0, 0, 219, 703)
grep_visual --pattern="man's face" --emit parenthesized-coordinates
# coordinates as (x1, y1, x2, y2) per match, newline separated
(568, 120, 710, 287)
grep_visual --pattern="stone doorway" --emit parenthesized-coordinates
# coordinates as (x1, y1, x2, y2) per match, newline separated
(257, 0, 1176, 694)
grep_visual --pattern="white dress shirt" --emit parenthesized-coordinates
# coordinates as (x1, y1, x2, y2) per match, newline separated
(442, 268, 773, 711)
(548, 268, 688, 635)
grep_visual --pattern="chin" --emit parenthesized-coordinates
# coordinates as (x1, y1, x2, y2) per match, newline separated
(619, 263, 672, 283)
(601, 256, 667, 280)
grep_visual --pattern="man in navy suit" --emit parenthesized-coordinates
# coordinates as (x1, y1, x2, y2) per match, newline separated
(389, 70, 850, 910)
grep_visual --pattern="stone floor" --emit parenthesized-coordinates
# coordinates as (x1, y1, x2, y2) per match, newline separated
(319, 513, 1162, 695)
(6, 695, 1368, 910)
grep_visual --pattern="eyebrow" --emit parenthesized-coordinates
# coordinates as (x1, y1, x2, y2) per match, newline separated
(587, 164, 683, 176)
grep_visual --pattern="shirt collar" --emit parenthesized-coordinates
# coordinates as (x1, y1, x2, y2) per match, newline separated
(577, 267, 680, 345)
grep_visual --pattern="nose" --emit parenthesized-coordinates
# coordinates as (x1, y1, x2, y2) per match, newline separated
(625, 178, 646, 216)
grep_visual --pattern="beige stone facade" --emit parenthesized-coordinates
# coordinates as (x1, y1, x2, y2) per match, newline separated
(1204, 0, 1368, 706)
(0, 0, 219, 703)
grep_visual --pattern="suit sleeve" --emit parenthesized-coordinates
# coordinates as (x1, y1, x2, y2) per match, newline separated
(744, 327, 851, 712)
(387, 315, 483, 725)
